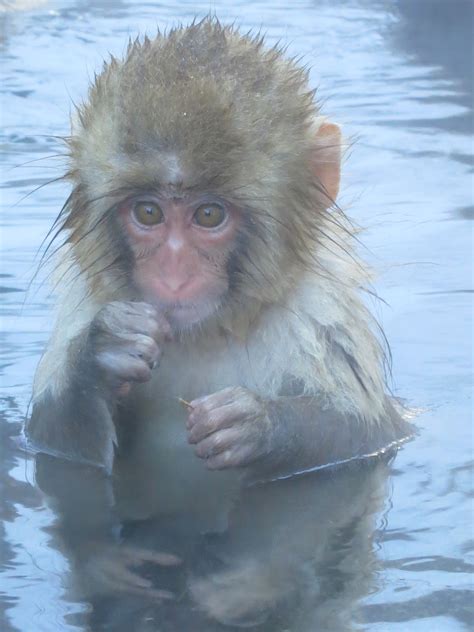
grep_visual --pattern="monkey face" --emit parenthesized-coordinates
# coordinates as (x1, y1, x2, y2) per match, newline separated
(64, 22, 342, 331)
(118, 192, 241, 330)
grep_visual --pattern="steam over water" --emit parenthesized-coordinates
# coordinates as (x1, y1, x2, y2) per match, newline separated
(0, 1, 472, 630)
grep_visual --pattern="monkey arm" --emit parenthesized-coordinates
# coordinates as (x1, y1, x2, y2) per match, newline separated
(27, 330, 118, 473)
(187, 387, 414, 481)
(31, 450, 123, 595)
(28, 384, 117, 473)
(28, 301, 167, 473)
(34, 451, 118, 541)
(257, 395, 414, 480)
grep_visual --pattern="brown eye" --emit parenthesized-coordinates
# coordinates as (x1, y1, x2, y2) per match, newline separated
(193, 203, 226, 228)
(133, 201, 164, 226)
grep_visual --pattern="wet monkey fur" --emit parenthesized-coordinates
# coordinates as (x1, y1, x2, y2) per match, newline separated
(28, 20, 412, 489)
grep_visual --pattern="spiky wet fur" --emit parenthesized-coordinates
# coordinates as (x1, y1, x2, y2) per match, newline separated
(34, 19, 389, 424)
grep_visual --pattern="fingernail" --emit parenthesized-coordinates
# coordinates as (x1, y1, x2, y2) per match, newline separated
(190, 396, 205, 406)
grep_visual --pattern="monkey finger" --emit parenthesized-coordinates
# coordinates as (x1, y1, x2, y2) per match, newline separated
(116, 382, 132, 398)
(132, 586, 175, 601)
(108, 571, 175, 601)
(205, 444, 255, 470)
(95, 331, 159, 362)
(129, 302, 172, 342)
(97, 352, 152, 383)
(132, 345, 161, 371)
(108, 300, 156, 323)
(116, 566, 153, 590)
(135, 316, 168, 342)
(124, 358, 153, 383)
(190, 387, 260, 417)
(190, 386, 240, 410)
(127, 301, 160, 319)
(187, 404, 243, 441)
(91, 554, 149, 589)
(122, 546, 181, 567)
(132, 314, 172, 344)
(127, 333, 161, 361)
(112, 334, 161, 373)
(99, 555, 175, 597)
(99, 301, 171, 341)
(193, 427, 240, 459)
(95, 333, 157, 362)
(124, 583, 175, 601)
(150, 314, 173, 344)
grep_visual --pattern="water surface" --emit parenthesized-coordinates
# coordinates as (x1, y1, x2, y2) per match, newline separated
(0, 1, 472, 630)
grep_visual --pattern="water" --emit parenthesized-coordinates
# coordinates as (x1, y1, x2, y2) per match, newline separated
(0, 1, 472, 630)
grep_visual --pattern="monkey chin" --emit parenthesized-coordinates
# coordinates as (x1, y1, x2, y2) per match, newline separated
(154, 298, 223, 334)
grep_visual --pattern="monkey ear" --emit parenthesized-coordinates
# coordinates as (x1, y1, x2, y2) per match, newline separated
(312, 121, 341, 207)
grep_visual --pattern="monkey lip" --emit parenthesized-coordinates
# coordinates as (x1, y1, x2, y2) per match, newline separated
(157, 299, 221, 329)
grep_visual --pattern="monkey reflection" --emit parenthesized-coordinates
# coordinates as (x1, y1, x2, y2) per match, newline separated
(26, 17, 413, 627)
(36, 451, 391, 631)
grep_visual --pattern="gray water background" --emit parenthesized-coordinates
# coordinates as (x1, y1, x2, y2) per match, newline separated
(0, 0, 472, 630)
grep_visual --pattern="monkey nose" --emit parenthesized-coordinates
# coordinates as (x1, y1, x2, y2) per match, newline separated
(160, 274, 192, 295)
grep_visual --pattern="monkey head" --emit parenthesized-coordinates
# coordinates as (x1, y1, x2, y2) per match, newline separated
(62, 19, 341, 333)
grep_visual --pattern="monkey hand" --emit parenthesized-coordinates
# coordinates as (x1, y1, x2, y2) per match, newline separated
(78, 542, 181, 600)
(86, 301, 171, 395)
(186, 386, 274, 470)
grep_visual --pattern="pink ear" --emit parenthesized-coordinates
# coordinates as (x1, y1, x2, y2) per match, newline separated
(313, 122, 341, 207)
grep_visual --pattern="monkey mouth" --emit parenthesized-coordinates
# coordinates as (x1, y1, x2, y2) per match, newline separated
(160, 299, 222, 330)
(135, 277, 227, 331)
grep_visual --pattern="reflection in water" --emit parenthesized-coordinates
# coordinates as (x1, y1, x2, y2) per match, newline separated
(389, 0, 473, 222)
(34, 445, 392, 631)
(0, 407, 45, 632)
(390, 0, 473, 143)
(394, 0, 473, 92)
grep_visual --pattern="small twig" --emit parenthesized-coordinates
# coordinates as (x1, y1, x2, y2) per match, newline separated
(177, 397, 194, 410)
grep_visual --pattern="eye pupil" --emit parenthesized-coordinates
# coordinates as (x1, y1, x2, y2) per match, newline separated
(133, 201, 164, 226)
(194, 203, 226, 228)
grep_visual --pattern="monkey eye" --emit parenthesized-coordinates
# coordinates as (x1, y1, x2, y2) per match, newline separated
(132, 201, 164, 226)
(193, 203, 226, 228)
